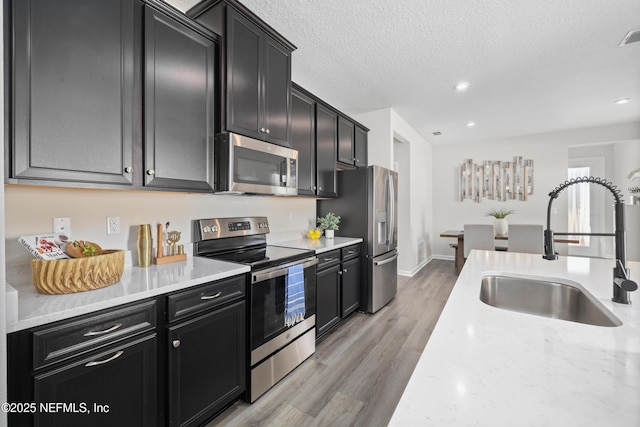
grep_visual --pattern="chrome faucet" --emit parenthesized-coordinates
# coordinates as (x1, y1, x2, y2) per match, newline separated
(543, 176, 638, 304)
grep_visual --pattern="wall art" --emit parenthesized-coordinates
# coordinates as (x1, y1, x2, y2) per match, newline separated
(459, 157, 533, 202)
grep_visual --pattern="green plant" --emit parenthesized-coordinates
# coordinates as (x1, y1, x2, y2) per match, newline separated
(485, 208, 515, 219)
(317, 212, 341, 231)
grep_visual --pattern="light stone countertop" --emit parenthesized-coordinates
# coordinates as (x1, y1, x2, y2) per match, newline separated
(272, 236, 363, 254)
(389, 250, 640, 426)
(5, 256, 249, 333)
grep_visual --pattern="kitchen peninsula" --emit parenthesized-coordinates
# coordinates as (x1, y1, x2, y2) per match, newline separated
(389, 250, 640, 426)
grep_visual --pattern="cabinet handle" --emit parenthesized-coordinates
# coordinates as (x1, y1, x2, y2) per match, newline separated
(200, 291, 222, 300)
(124, 166, 132, 173)
(348, 250, 355, 254)
(313, 186, 317, 190)
(338, 270, 343, 275)
(318, 187, 323, 191)
(265, 129, 271, 134)
(323, 257, 334, 261)
(172, 340, 181, 348)
(260, 127, 266, 133)
(85, 350, 124, 367)
(146, 169, 155, 175)
(343, 268, 348, 273)
(83, 323, 123, 337)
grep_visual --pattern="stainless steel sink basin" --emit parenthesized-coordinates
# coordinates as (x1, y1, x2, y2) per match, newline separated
(480, 274, 622, 327)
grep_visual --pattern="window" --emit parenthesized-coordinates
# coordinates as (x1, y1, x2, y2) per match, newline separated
(567, 167, 590, 246)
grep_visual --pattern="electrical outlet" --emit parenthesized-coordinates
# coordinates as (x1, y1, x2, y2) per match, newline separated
(107, 216, 121, 235)
(53, 217, 71, 235)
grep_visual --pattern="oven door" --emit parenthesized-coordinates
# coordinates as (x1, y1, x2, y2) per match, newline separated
(249, 257, 317, 365)
(215, 133, 298, 196)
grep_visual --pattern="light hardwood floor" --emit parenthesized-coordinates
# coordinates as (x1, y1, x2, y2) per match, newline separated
(206, 259, 458, 427)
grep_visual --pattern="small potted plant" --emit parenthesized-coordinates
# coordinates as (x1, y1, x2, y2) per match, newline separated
(317, 212, 341, 239)
(486, 208, 514, 235)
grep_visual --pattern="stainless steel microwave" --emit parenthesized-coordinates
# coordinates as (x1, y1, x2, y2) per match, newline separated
(214, 133, 298, 196)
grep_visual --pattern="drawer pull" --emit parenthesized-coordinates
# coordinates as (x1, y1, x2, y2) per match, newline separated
(348, 250, 355, 254)
(201, 291, 223, 300)
(172, 340, 181, 348)
(323, 257, 334, 261)
(83, 323, 123, 337)
(85, 350, 124, 367)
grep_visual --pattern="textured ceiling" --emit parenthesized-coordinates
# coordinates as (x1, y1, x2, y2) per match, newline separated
(170, 0, 640, 145)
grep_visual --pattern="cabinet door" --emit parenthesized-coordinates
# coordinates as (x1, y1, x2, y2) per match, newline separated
(262, 37, 292, 147)
(34, 334, 157, 427)
(315, 104, 338, 198)
(291, 87, 316, 196)
(354, 126, 368, 167)
(337, 116, 355, 165)
(144, 6, 216, 191)
(226, 8, 261, 140)
(168, 301, 246, 427)
(341, 257, 361, 318)
(11, 0, 137, 185)
(316, 264, 341, 338)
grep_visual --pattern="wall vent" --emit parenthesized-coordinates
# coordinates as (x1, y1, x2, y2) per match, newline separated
(620, 28, 640, 46)
(432, 131, 442, 136)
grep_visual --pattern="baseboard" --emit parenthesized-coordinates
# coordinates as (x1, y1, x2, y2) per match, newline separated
(398, 256, 433, 277)
(431, 254, 455, 261)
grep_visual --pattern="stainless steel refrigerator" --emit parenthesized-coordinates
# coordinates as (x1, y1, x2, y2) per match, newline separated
(318, 165, 398, 313)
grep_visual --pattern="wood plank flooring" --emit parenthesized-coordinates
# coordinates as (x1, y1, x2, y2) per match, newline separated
(206, 259, 458, 427)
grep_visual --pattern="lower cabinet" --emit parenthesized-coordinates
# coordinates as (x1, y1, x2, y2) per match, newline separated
(34, 335, 157, 427)
(167, 300, 246, 427)
(7, 274, 247, 427)
(315, 244, 361, 339)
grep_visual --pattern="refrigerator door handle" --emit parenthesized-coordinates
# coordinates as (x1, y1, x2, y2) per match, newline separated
(389, 173, 395, 247)
(374, 252, 399, 266)
(385, 175, 392, 245)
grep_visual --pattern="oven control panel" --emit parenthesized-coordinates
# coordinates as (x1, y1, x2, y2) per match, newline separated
(195, 217, 270, 240)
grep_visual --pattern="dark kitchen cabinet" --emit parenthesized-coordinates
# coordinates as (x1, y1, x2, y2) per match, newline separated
(7, 298, 159, 427)
(315, 104, 339, 198)
(316, 252, 342, 338)
(9, 0, 139, 186)
(354, 125, 368, 167)
(143, 4, 217, 191)
(291, 85, 316, 196)
(337, 116, 355, 165)
(340, 253, 361, 317)
(8, 0, 220, 193)
(315, 245, 361, 339)
(189, 1, 295, 147)
(166, 276, 246, 427)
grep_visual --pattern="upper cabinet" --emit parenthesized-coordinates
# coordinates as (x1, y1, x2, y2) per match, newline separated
(337, 117, 368, 169)
(188, 0, 296, 148)
(7, 0, 219, 193)
(9, 0, 139, 186)
(143, 3, 217, 191)
(291, 86, 316, 196)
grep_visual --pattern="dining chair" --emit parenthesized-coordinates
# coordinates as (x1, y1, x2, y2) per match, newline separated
(508, 224, 544, 254)
(463, 224, 495, 258)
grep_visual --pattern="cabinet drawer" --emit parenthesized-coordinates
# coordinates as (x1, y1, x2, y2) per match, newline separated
(341, 244, 361, 261)
(33, 299, 157, 370)
(317, 249, 341, 271)
(167, 275, 245, 323)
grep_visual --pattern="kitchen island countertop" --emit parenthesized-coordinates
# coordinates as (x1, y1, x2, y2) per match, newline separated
(272, 236, 363, 254)
(389, 250, 639, 426)
(5, 256, 249, 332)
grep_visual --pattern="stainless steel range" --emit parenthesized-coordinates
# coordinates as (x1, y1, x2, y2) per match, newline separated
(193, 217, 318, 402)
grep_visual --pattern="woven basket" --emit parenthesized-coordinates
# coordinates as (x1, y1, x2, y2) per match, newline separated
(31, 250, 125, 295)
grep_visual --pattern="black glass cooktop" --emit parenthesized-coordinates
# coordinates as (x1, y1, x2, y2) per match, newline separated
(200, 245, 314, 270)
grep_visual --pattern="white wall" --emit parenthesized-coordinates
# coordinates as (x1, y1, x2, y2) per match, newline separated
(431, 122, 640, 258)
(4, 187, 316, 266)
(354, 108, 434, 276)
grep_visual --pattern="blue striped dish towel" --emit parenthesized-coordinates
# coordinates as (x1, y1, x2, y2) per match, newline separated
(285, 263, 305, 327)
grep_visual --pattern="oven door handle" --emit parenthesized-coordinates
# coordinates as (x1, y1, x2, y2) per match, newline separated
(252, 257, 319, 283)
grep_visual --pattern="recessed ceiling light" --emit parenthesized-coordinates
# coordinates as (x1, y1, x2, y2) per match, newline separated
(467, 122, 476, 127)
(615, 98, 630, 105)
(454, 82, 470, 91)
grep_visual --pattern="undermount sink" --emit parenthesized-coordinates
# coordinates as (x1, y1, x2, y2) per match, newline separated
(479, 274, 622, 327)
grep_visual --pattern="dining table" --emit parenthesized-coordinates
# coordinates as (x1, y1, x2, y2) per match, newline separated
(440, 229, 580, 273)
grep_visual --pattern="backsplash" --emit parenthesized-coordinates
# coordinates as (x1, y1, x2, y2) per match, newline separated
(4, 186, 316, 265)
